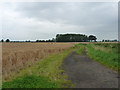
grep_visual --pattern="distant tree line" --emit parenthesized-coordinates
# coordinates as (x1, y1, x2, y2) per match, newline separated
(36, 38, 55, 42)
(102, 39, 118, 42)
(1, 34, 98, 42)
(56, 34, 97, 42)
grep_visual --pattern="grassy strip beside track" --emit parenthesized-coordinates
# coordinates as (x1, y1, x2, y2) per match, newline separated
(86, 43, 119, 71)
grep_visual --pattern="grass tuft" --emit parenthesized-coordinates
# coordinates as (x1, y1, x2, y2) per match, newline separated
(3, 75, 59, 88)
(75, 44, 85, 55)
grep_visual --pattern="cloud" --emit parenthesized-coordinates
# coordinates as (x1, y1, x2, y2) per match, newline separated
(1, 2, 118, 41)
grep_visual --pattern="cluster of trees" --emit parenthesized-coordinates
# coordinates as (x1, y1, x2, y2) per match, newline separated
(56, 34, 97, 42)
(1, 34, 98, 42)
(1, 39, 10, 42)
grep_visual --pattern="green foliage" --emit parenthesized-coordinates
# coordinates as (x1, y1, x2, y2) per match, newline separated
(56, 34, 92, 42)
(1, 39, 4, 42)
(3, 75, 59, 88)
(87, 44, 119, 71)
(88, 35, 97, 42)
(94, 43, 118, 50)
(6, 39, 10, 42)
(75, 44, 85, 55)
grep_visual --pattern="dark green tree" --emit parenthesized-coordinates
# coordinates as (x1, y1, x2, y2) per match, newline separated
(102, 39, 105, 42)
(89, 35, 97, 42)
(1, 39, 4, 42)
(6, 39, 10, 42)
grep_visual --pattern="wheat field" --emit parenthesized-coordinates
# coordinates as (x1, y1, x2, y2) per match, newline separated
(2, 42, 76, 80)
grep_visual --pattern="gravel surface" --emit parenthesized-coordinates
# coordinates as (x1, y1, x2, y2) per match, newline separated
(62, 50, 118, 88)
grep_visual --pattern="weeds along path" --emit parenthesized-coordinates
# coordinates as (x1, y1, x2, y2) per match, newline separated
(62, 50, 118, 88)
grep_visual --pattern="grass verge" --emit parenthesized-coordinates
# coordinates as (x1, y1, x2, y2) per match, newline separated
(3, 47, 75, 88)
(3, 75, 59, 88)
(86, 44, 119, 71)
(75, 44, 85, 55)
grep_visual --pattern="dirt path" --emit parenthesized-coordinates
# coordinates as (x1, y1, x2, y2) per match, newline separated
(62, 50, 118, 88)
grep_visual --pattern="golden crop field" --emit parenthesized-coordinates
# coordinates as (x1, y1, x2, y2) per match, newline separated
(2, 42, 76, 80)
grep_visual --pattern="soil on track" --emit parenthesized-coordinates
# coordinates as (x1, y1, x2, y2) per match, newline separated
(62, 50, 118, 88)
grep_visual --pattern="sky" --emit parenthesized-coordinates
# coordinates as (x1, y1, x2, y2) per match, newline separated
(1, 2, 118, 41)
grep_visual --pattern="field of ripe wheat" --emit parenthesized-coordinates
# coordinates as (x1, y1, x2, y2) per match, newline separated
(2, 42, 76, 81)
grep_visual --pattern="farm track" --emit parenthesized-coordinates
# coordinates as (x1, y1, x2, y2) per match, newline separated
(62, 50, 118, 88)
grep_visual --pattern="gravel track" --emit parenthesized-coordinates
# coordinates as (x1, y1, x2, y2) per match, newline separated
(62, 50, 118, 88)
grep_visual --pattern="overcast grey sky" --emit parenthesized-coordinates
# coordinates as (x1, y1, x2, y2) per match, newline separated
(1, 2, 118, 41)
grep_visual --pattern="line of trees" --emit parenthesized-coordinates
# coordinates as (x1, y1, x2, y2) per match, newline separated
(102, 39, 118, 42)
(56, 34, 97, 42)
(0, 39, 55, 43)
(1, 34, 97, 42)
(36, 39, 55, 42)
